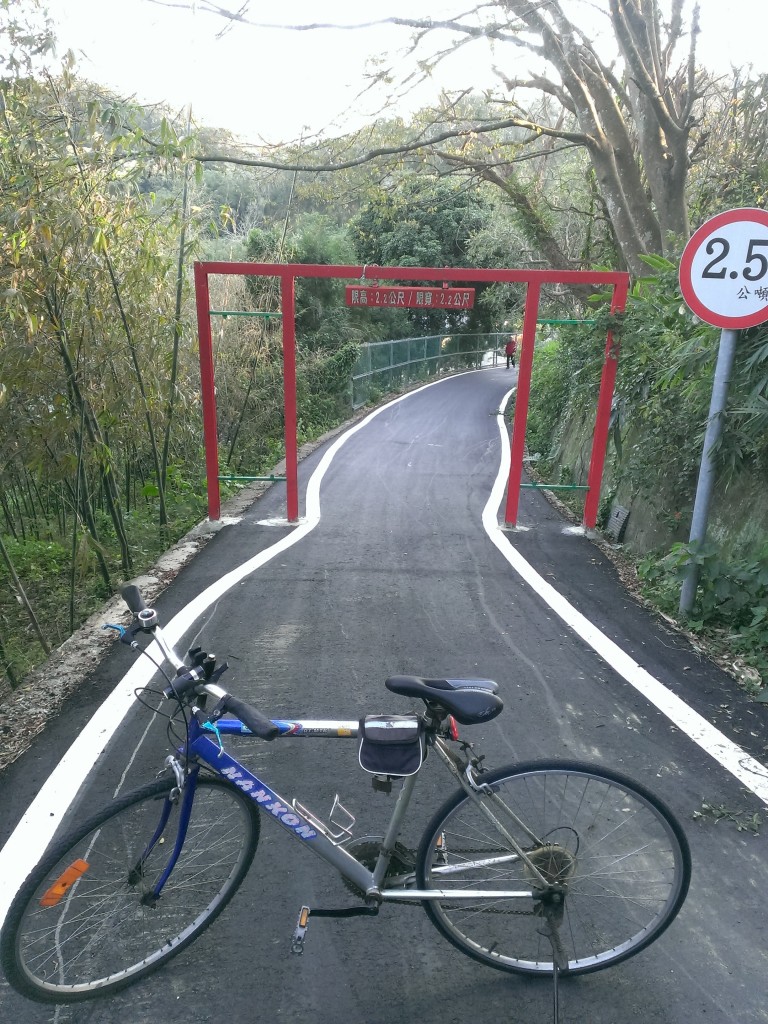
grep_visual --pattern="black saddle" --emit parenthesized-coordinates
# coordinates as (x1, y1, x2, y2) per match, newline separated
(385, 675, 503, 725)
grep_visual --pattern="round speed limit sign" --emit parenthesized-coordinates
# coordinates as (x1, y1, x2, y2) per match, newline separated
(679, 208, 768, 328)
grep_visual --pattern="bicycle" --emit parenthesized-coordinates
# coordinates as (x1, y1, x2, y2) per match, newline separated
(1, 585, 691, 1017)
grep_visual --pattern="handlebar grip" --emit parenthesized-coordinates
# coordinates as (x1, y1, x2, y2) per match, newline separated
(222, 695, 279, 741)
(122, 585, 147, 614)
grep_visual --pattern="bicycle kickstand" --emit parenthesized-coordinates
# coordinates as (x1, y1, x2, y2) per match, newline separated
(551, 958, 560, 1024)
(539, 897, 566, 1024)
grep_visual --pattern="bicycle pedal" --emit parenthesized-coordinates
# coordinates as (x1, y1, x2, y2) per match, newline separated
(291, 905, 311, 954)
(435, 832, 449, 864)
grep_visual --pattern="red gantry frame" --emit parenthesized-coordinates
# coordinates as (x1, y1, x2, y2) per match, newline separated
(194, 262, 629, 528)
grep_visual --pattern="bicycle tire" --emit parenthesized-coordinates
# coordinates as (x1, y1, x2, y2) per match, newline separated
(416, 759, 690, 976)
(1, 775, 260, 1002)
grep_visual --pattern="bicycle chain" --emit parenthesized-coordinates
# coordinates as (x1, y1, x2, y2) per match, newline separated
(344, 839, 561, 921)
(431, 846, 542, 915)
(391, 857, 538, 915)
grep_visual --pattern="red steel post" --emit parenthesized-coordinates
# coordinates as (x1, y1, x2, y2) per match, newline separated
(194, 264, 221, 521)
(504, 283, 542, 526)
(281, 273, 299, 522)
(582, 278, 630, 529)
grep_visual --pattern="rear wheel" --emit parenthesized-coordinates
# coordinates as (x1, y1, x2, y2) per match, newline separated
(1, 776, 260, 1002)
(417, 760, 690, 975)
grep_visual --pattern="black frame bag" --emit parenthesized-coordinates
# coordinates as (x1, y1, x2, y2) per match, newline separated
(358, 715, 426, 777)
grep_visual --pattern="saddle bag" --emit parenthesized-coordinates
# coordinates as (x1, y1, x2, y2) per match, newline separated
(358, 715, 426, 777)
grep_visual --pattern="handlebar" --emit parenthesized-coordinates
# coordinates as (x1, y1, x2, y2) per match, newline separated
(122, 584, 147, 614)
(213, 692, 279, 740)
(120, 585, 279, 741)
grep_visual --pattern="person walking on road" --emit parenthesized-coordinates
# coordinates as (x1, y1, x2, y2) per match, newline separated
(505, 335, 517, 369)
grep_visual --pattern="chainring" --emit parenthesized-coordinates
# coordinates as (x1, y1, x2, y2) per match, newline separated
(341, 837, 416, 897)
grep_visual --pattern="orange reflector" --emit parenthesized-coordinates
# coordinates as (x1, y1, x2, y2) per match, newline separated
(299, 906, 310, 927)
(39, 859, 90, 907)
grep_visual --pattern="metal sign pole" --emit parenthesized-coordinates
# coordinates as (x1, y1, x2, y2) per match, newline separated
(679, 328, 740, 615)
(677, 208, 768, 616)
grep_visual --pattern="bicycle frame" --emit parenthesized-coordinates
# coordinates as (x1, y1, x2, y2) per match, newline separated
(145, 710, 547, 906)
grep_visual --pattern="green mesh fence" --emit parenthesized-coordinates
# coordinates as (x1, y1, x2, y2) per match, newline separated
(351, 334, 504, 408)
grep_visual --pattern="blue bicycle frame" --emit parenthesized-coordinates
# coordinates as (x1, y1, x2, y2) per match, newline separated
(145, 710, 541, 905)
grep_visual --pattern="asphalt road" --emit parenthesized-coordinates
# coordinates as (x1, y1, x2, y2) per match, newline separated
(1, 366, 767, 1024)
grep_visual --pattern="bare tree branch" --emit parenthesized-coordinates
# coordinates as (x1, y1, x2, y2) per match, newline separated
(147, 0, 521, 42)
(493, 69, 577, 115)
(145, 0, 710, 272)
(608, 0, 683, 139)
(158, 115, 586, 172)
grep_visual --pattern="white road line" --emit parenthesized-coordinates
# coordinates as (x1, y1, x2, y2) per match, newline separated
(484, 389, 768, 805)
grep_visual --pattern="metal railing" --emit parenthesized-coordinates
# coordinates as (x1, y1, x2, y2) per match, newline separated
(350, 334, 505, 408)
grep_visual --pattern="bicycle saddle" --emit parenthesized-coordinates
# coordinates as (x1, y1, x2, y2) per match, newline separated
(385, 675, 503, 725)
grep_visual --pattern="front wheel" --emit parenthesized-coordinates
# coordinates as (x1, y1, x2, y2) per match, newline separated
(416, 760, 690, 975)
(1, 775, 260, 1002)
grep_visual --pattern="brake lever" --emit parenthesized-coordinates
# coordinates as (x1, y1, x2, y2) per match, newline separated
(102, 623, 142, 649)
(193, 706, 225, 756)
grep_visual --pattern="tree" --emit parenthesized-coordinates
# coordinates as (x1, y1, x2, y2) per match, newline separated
(352, 176, 497, 332)
(0, 64, 209, 678)
(0, 0, 53, 79)
(171, 1, 712, 278)
(687, 68, 768, 222)
(519, 1, 699, 260)
(377, 0, 706, 275)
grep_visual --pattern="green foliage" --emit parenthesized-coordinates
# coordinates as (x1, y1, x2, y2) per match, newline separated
(297, 341, 359, 437)
(0, 0, 54, 78)
(638, 541, 768, 689)
(638, 542, 768, 629)
(353, 176, 484, 267)
(244, 213, 401, 350)
(611, 265, 768, 497)
(528, 261, 768, 511)
(693, 801, 763, 835)
(0, 67, 219, 692)
(524, 340, 572, 462)
(293, 215, 359, 347)
(1, 539, 69, 580)
(687, 71, 768, 224)
(0, 483, 208, 683)
(246, 226, 282, 262)
(351, 176, 495, 334)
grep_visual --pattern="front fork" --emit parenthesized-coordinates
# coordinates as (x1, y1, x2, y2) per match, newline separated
(131, 759, 200, 905)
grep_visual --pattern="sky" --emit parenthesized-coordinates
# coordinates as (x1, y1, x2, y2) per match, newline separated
(41, 0, 768, 147)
